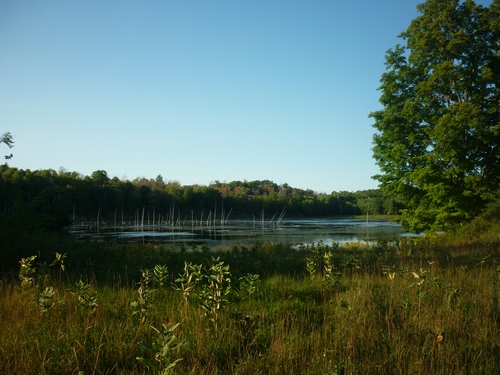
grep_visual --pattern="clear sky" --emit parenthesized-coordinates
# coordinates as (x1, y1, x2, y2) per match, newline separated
(0, 0, 493, 193)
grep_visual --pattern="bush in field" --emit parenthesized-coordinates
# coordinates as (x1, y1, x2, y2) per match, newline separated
(18, 252, 65, 313)
(137, 323, 184, 375)
(174, 262, 202, 304)
(198, 257, 232, 331)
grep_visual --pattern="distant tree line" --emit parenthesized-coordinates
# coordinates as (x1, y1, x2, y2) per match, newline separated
(0, 166, 405, 230)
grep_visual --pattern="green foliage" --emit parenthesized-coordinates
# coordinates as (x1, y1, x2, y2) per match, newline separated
(152, 264, 169, 288)
(174, 262, 202, 304)
(17, 253, 66, 313)
(237, 273, 260, 299)
(304, 241, 340, 279)
(131, 269, 155, 322)
(370, 0, 500, 232)
(18, 255, 37, 289)
(1, 131, 14, 160)
(36, 286, 55, 312)
(18, 252, 65, 289)
(323, 251, 342, 288)
(305, 256, 317, 278)
(197, 257, 232, 328)
(69, 280, 98, 313)
(137, 323, 184, 375)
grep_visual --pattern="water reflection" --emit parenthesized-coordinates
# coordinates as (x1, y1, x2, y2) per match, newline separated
(69, 217, 423, 247)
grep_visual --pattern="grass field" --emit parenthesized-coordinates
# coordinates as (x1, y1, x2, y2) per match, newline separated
(1, 228, 500, 374)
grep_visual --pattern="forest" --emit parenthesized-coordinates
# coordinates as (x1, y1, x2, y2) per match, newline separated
(0, 165, 403, 230)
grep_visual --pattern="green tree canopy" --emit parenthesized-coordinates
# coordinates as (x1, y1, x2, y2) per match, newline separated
(1, 132, 14, 160)
(90, 170, 109, 186)
(370, 0, 500, 232)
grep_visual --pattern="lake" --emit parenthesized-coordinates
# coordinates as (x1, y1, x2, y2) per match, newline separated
(68, 217, 420, 248)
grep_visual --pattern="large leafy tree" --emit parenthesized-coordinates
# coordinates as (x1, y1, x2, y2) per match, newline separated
(370, 0, 500, 232)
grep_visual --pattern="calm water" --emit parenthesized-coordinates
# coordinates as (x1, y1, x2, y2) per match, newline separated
(69, 217, 420, 247)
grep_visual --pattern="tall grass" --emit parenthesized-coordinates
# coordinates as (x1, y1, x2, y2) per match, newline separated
(1, 233, 499, 374)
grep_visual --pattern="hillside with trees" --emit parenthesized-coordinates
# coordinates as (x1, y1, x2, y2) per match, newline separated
(0, 166, 403, 230)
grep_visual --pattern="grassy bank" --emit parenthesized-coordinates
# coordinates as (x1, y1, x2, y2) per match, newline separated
(1, 229, 500, 374)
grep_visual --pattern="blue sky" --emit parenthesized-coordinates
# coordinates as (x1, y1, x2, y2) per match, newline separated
(0, 1, 493, 193)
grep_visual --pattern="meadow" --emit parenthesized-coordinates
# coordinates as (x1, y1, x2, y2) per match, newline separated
(1, 224, 500, 374)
